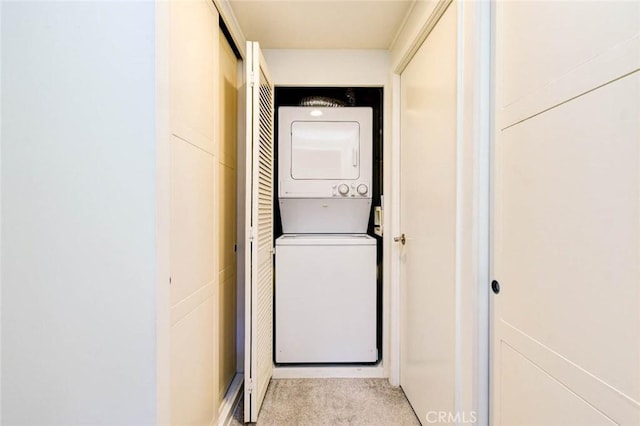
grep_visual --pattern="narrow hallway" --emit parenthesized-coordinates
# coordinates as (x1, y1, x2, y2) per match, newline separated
(231, 379, 420, 425)
(3, 1, 639, 425)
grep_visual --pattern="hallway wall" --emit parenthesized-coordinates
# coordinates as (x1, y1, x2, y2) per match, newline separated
(1, 2, 158, 423)
(262, 49, 390, 86)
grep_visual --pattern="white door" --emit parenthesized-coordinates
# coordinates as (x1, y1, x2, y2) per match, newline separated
(168, 0, 218, 423)
(243, 41, 275, 423)
(492, 2, 640, 425)
(399, 2, 458, 423)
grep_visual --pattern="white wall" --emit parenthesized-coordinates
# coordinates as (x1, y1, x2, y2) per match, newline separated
(262, 49, 390, 86)
(155, 3, 171, 424)
(1, 2, 158, 424)
(0, 1, 3, 422)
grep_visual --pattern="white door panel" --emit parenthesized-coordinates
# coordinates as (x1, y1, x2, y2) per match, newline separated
(168, 1, 218, 423)
(170, 137, 216, 306)
(500, 75, 640, 398)
(170, 297, 215, 425)
(244, 41, 275, 423)
(493, 72, 640, 426)
(499, 1, 640, 109)
(498, 2, 640, 130)
(492, 1, 640, 423)
(168, 0, 217, 154)
(399, 3, 457, 423)
(501, 345, 616, 426)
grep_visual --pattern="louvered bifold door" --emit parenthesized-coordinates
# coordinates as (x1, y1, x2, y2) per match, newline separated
(243, 41, 275, 424)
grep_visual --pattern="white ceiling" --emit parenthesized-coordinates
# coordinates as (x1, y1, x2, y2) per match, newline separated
(229, 0, 415, 49)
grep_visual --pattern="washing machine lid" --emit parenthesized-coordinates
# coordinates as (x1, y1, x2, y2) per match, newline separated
(276, 234, 376, 246)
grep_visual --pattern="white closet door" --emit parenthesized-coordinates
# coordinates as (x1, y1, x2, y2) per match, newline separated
(243, 41, 275, 423)
(168, 0, 218, 424)
(492, 2, 640, 424)
(399, 2, 458, 423)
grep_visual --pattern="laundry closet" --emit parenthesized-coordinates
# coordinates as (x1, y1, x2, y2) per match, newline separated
(238, 47, 394, 422)
(274, 88, 383, 365)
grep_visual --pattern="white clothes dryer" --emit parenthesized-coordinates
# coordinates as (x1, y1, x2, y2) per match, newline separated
(278, 106, 373, 234)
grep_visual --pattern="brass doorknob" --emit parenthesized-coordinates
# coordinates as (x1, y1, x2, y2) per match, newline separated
(394, 234, 406, 245)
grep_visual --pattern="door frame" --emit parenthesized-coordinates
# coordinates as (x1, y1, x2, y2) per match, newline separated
(389, 0, 492, 423)
(251, 50, 394, 381)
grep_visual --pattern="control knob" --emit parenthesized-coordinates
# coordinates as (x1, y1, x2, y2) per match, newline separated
(356, 184, 368, 196)
(338, 184, 350, 195)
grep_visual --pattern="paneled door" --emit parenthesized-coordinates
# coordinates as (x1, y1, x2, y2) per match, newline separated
(243, 41, 275, 423)
(399, 2, 458, 424)
(492, 2, 640, 424)
(218, 27, 239, 405)
(168, 0, 218, 423)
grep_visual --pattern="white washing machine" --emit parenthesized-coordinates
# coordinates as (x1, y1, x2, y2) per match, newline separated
(275, 234, 377, 363)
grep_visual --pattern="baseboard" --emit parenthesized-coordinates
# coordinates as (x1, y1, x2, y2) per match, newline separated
(216, 373, 243, 426)
(272, 365, 385, 379)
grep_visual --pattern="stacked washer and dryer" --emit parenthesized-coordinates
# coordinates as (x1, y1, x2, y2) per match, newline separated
(275, 106, 378, 364)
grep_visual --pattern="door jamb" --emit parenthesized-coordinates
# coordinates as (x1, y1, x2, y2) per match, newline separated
(388, 73, 401, 387)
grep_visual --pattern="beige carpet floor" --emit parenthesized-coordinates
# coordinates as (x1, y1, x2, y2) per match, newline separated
(230, 378, 421, 425)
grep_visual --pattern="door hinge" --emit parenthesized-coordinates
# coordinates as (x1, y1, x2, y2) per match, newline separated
(247, 378, 255, 394)
(249, 72, 257, 87)
(248, 227, 255, 242)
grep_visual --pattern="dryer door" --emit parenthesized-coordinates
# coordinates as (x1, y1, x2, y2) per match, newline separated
(291, 121, 360, 180)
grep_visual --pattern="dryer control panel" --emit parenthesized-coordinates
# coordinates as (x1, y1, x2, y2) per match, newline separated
(332, 183, 369, 197)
